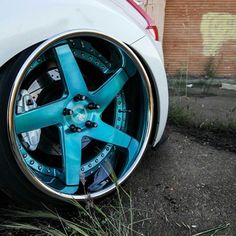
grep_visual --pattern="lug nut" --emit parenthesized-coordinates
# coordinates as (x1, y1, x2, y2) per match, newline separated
(85, 121, 98, 128)
(74, 94, 86, 102)
(88, 103, 100, 110)
(69, 124, 82, 133)
(63, 108, 73, 116)
(26, 99, 34, 106)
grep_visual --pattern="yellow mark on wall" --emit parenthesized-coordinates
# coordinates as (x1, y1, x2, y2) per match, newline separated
(200, 13, 236, 56)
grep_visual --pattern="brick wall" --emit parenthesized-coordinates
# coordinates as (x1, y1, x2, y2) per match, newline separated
(143, 0, 236, 78)
(163, 0, 236, 78)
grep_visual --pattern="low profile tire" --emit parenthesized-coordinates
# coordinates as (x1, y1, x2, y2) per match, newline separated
(0, 31, 154, 206)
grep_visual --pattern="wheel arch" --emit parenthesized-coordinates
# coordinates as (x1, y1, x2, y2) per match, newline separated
(129, 47, 160, 147)
(129, 38, 169, 147)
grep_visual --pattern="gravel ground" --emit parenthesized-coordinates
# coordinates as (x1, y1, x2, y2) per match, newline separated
(126, 129, 236, 236)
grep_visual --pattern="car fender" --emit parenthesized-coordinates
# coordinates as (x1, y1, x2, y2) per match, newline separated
(0, 0, 146, 67)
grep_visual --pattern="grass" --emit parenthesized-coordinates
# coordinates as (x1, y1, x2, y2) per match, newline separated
(0, 187, 150, 236)
(168, 77, 221, 97)
(168, 102, 193, 128)
(169, 98, 236, 131)
(192, 223, 230, 236)
(168, 68, 189, 96)
(0, 200, 231, 236)
(168, 58, 220, 97)
(169, 98, 236, 153)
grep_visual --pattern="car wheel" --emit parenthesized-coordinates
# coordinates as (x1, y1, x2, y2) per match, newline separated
(0, 31, 154, 206)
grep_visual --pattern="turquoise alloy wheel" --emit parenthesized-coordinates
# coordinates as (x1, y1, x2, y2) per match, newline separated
(1, 31, 153, 205)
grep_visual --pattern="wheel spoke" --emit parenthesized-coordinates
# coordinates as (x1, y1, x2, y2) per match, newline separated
(59, 127, 82, 186)
(89, 121, 139, 150)
(15, 100, 66, 134)
(89, 121, 139, 175)
(120, 138, 140, 177)
(55, 44, 88, 96)
(92, 68, 129, 111)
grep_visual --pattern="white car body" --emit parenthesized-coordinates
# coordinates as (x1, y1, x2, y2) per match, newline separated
(0, 0, 168, 146)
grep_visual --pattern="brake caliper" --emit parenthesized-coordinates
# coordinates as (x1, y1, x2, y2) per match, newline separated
(17, 90, 41, 151)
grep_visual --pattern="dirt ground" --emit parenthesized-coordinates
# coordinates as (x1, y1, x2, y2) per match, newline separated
(126, 128, 236, 236)
(0, 128, 235, 236)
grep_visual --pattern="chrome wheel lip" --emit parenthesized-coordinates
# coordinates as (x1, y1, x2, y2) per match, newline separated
(7, 29, 154, 201)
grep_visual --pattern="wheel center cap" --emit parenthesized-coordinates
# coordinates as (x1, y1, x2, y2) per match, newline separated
(64, 101, 90, 127)
(76, 110, 87, 122)
(73, 105, 88, 123)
